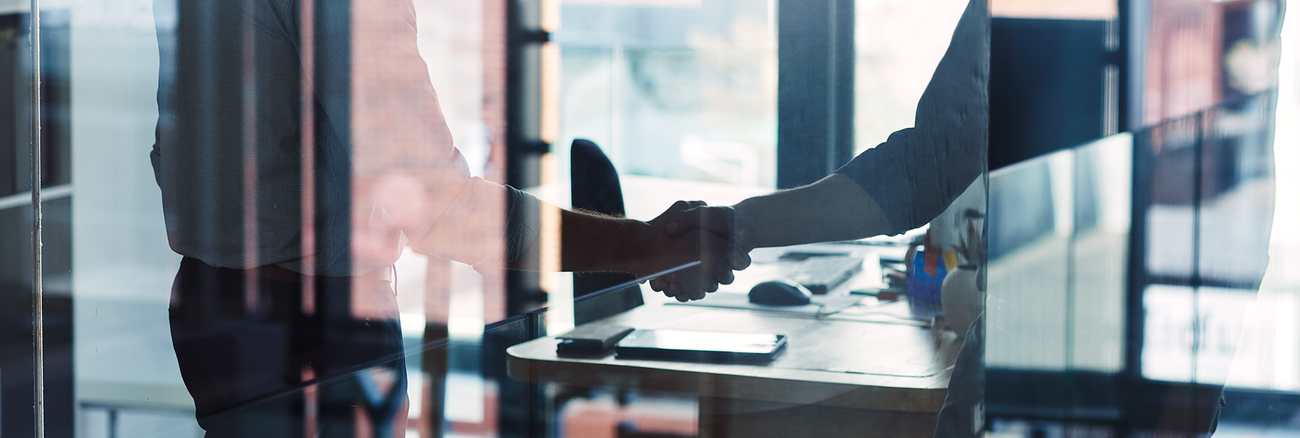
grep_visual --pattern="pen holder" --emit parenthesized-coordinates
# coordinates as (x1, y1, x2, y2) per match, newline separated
(906, 249, 946, 320)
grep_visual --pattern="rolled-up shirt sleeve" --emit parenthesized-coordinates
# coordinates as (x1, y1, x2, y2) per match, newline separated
(504, 186, 542, 263)
(342, 0, 531, 269)
(835, 0, 988, 235)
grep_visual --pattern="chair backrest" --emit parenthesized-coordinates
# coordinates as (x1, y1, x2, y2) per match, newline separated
(569, 139, 642, 306)
(570, 138, 626, 217)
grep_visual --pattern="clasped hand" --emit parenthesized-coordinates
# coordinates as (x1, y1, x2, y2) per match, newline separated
(643, 201, 752, 301)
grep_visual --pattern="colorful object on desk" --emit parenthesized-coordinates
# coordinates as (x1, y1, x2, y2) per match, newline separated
(941, 208, 987, 339)
(942, 249, 959, 271)
(907, 249, 946, 320)
(923, 233, 940, 276)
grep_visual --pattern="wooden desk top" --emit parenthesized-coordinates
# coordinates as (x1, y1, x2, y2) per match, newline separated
(507, 303, 952, 413)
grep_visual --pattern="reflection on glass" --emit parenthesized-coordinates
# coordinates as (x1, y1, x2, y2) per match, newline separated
(7, 0, 1296, 437)
(1139, 94, 1277, 388)
(985, 133, 1131, 373)
(555, 0, 777, 187)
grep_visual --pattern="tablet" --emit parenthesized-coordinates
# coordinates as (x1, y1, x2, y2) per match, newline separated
(614, 329, 787, 364)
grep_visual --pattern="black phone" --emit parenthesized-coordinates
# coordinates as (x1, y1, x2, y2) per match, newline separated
(555, 325, 634, 355)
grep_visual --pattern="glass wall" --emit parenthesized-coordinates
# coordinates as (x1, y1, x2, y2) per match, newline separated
(554, 0, 777, 188)
(4, 0, 1297, 437)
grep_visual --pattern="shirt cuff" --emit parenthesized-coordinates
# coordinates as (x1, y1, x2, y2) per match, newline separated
(504, 185, 541, 263)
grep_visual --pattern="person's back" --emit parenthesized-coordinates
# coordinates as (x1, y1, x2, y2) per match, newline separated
(152, 0, 416, 275)
(153, 2, 422, 436)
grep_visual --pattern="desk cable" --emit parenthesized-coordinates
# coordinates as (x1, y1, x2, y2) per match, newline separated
(813, 300, 930, 326)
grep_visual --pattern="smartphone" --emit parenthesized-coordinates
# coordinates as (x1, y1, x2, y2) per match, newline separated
(555, 325, 635, 355)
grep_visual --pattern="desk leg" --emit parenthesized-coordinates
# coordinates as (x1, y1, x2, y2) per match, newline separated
(697, 397, 729, 438)
(698, 397, 937, 438)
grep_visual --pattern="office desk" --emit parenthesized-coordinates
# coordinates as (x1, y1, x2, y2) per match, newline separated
(507, 302, 955, 437)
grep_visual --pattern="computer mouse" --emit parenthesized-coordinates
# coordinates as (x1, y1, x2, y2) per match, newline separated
(748, 280, 813, 306)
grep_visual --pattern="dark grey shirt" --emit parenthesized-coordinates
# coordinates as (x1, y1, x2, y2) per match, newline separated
(836, 0, 988, 235)
(151, 0, 538, 276)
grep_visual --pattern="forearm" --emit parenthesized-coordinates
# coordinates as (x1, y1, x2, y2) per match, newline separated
(558, 208, 704, 277)
(559, 209, 647, 273)
(733, 174, 893, 249)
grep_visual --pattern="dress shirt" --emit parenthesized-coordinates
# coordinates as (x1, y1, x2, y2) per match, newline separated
(151, 0, 539, 276)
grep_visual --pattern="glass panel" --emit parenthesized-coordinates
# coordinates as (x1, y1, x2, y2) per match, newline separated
(35, 0, 993, 434)
(1069, 134, 1131, 374)
(1137, 96, 1277, 388)
(985, 133, 1130, 373)
(985, 149, 1072, 372)
(68, 0, 506, 437)
(554, 0, 777, 188)
(983, 1, 1291, 435)
(4, 0, 1283, 436)
(18, 0, 1300, 436)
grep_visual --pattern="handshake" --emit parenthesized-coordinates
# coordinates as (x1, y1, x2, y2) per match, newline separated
(639, 200, 754, 302)
(562, 174, 892, 301)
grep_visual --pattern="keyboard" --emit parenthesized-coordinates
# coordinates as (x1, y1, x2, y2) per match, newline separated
(785, 255, 864, 295)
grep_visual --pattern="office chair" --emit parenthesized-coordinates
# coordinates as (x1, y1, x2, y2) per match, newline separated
(570, 139, 638, 298)
(561, 140, 698, 438)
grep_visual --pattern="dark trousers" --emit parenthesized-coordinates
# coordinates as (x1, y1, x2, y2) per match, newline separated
(169, 257, 407, 438)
